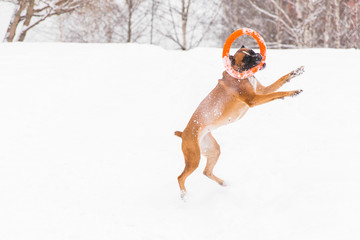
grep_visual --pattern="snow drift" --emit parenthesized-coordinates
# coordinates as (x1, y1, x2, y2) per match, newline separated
(0, 43, 360, 240)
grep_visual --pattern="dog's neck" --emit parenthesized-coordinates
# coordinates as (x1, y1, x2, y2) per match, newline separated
(223, 71, 256, 82)
(222, 71, 257, 91)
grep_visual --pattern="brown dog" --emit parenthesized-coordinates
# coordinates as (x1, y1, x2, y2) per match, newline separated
(175, 46, 304, 198)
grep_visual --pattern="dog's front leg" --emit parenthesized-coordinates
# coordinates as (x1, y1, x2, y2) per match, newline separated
(247, 90, 302, 107)
(258, 66, 304, 94)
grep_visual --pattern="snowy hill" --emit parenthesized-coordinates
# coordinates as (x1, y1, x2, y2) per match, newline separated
(0, 43, 360, 240)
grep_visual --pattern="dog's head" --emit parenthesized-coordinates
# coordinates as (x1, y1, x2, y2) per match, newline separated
(229, 45, 266, 72)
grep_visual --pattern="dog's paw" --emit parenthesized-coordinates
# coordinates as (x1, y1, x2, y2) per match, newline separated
(290, 66, 305, 78)
(180, 190, 188, 201)
(220, 181, 228, 187)
(290, 89, 303, 97)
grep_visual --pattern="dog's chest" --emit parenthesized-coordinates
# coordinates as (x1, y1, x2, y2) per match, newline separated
(227, 102, 249, 123)
(234, 76, 257, 94)
(248, 76, 257, 90)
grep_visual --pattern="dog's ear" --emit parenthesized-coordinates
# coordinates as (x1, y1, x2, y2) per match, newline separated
(241, 45, 245, 49)
(229, 55, 235, 66)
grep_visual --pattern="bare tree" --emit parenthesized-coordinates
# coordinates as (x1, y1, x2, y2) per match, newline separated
(124, 0, 148, 43)
(160, 0, 220, 50)
(333, 0, 341, 48)
(321, 0, 360, 49)
(2, 0, 358, 48)
(343, 0, 360, 48)
(3, 0, 83, 42)
(246, 0, 324, 48)
(61, 0, 121, 42)
(221, 0, 276, 48)
(336, 0, 360, 49)
(221, 0, 360, 49)
(150, 0, 160, 44)
(60, 0, 149, 43)
(324, 0, 332, 47)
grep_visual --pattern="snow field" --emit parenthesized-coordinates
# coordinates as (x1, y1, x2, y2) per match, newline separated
(0, 43, 360, 240)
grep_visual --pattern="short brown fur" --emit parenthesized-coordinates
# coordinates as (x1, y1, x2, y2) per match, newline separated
(175, 48, 304, 198)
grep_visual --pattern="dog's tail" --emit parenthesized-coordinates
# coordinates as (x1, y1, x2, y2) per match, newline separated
(174, 131, 183, 138)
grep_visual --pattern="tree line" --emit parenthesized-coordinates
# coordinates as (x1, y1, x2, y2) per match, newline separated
(2, 0, 360, 49)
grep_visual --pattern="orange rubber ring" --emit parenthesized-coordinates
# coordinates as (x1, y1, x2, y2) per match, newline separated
(222, 28, 266, 79)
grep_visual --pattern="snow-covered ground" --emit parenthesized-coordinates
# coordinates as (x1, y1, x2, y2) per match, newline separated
(0, 43, 359, 240)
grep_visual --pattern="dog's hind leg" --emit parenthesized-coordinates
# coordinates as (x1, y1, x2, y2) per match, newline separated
(200, 132, 225, 186)
(178, 141, 201, 198)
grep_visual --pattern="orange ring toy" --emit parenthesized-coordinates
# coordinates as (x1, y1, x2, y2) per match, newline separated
(222, 28, 266, 79)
